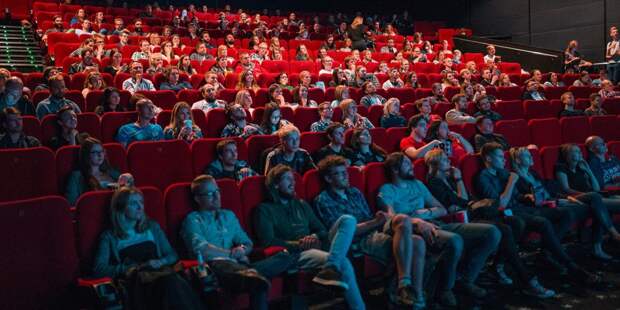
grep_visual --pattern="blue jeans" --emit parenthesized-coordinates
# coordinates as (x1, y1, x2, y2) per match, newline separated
(607, 62, 620, 85)
(296, 215, 365, 310)
(432, 223, 500, 290)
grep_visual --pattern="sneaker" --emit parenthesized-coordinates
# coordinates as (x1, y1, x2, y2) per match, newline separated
(495, 264, 513, 285)
(438, 290, 457, 307)
(523, 277, 555, 299)
(390, 285, 415, 306)
(312, 267, 349, 291)
(237, 269, 270, 291)
(456, 282, 487, 299)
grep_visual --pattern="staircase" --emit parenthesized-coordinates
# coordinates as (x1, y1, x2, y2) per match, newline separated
(0, 23, 45, 72)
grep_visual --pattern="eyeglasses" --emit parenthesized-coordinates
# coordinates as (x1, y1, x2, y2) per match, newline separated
(196, 188, 220, 198)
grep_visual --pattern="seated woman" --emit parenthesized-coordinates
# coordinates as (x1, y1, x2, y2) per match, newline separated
(206, 139, 257, 182)
(543, 72, 565, 88)
(340, 99, 374, 130)
(221, 104, 263, 139)
(497, 73, 516, 87)
(359, 81, 387, 108)
(95, 87, 127, 116)
(266, 84, 287, 107)
(329, 68, 350, 87)
(295, 44, 311, 61)
(275, 72, 294, 91)
(49, 106, 88, 150)
(177, 55, 198, 76)
(425, 149, 556, 298)
(103, 51, 128, 77)
(473, 95, 502, 122)
(585, 93, 607, 116)
(318, 56, 335, 76)
(405, 71, 421, 89)
(586, 136, 620, 190)
(380, 98, 406, 128)
(260, 102, 291, 135)
(82, 71, 106, 99)
(555, 143, 620, 259)
(349, 128, 387, 166)
(93, 186, 203, 310)
(599, 79, 619, 99)
(400, 114, 442, 160)
(116, 98, 164, 148)
(163, 102, 203, 142)
(65, 137, 126, 205)
(426, 119, 473, 162)
(290, 85, 318, 108)
(414, 98, 442, 123)
(159, 66, 192, 92)
(236, 70, 261, 92)
(330, 85, 349, 108)
(310, 102, 334, 132)
(232, 89, 254, 113)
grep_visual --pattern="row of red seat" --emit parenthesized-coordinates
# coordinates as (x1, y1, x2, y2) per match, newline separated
(3, 118, 620, 203)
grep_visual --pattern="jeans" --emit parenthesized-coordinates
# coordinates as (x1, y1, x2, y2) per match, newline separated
(296, 215, 365, 310)
(209, 251, 295, 310)
(431, 223, 500, 290)
(566, 192, 620, 244)
(607, 62, 620, 85)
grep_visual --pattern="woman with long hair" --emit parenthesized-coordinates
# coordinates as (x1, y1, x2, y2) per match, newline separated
(291, 85, 318, 108)
(95, 87, 127, 116)
(82, 71, 107, 98)
(93, 186, 203, 310)
(380, 98, 406, 128)
(163, 101, 203, 142)
(340, 99, 374, 130)
(236, 71, 260, 92)
(65, 137, 123, 205)
(349, 128, 387, 166)
(177, 55, 197, 75)
(160, 41, 179, 62)
(260, 102, 291, 134)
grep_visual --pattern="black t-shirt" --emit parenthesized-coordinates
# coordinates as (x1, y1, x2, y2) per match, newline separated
(427, 176, 470, 208)
(555, 163, 593, 192)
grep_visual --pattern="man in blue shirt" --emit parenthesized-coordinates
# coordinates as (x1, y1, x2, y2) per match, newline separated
(181, 175, 293, 310)
(116, 98, 163, 148)
(122, 61, 155, 95)
(36, 74, 82, 119)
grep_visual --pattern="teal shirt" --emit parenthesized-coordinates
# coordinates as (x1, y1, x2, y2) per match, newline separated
(116, 123, 164, 147)
(65, 169, 121, 205)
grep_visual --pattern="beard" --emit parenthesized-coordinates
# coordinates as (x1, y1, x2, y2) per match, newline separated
(400, 171, 415, 180)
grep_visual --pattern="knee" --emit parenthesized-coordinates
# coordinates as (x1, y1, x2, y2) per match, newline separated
(412, 235, 426, 256)
(487, 225, 502, 247)
(337, 214, 358, 231)
(447, 234, 464, 256)
(392, 214, 412, 234)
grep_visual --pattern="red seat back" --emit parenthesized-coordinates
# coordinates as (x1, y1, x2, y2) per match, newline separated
(127, 140, 193, 190)
(136, 90, 178, 110)
(497, 86, 522, 101)
(100, 111, 138, 143)
(494, 100, 524, 120)
(190, 137, 248, 176)
(245, 135, 280, 170)
(385, 127, 408, 153)
(459, 153, 483, 194)
(363, 162, 388, 212)
(495, 119, 531, 147)
(589, 115, 620, 141)
(0, 147, 57, 201)
(205, 108, 228, 137)
(528, 118, 562, 147)
(293, 107, 320, 132)
(300, 131, 329, 155)
(560, 116, 590, 144)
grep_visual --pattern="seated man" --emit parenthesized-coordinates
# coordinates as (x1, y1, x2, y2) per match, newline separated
(36, 74, 82, 119)
(254, 164, 365, 309)
(159, 66, 192, 92)
(559, 92, 585, 117)
(314, 156, 426, 307)
(430, 83, 449, 104)
(379, 152, 500, 306)
(445, 94, 475, 125)
(584, 93, 607, 116)
(0, 77, 35, 116)
(475, 142, 600, 284)
(205, 139, 257, 182)
(220, 104, 262, 139)
(313, 123, 356, 164)
(191, 84, 226, 115)
(116, 98, 163, 148)
(474, 115, 510, 152)
(586, 136, 620, 190)
(264, 125, 316, 175)
(48, 106, 86, 150)
(181, 175, 294, 310)
(122, 61, 155, 95)
(189, 42, 214, 63)
(0, 107, 41, 149)
(69, 48, 99, 74)
(522, 80, 546, 101)
(473, 95, 502, 122)
(310, 102, 334, 132)
(359, 81, 386, 108)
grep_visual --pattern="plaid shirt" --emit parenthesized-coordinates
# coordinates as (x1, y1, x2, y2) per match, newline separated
(310, 119, 333, 132)
(264, 147, 316, 175)
(313, 187, 373, 228)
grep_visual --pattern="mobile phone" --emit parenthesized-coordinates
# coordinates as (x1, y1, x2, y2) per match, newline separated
(184, 119, 193, 129)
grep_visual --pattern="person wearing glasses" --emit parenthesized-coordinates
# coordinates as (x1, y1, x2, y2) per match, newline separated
(122, 61, 155, 95)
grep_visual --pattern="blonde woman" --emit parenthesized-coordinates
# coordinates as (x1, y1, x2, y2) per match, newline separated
(163, 101, 203, 142)
(349, 16, 367, 51)
(82, 71, 106, 98)
(235, 71, 260, 92)
(340, 99, 374, 130)
(380, 98, 406, 128)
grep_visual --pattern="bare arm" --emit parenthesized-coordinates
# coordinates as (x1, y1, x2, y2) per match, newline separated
(404, 139, 441, 159)
(499, 173, 519, 208)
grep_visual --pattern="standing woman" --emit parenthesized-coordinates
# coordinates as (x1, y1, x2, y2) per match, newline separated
(348, 16, 368, 51)
(564, 40, 592, 74)
(93, 186, 203, 310)
(606, 26, 620, 84)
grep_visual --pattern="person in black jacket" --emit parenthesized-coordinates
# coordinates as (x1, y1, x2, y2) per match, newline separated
(348, 16, 368, 51)
(424, 149, 556, 298)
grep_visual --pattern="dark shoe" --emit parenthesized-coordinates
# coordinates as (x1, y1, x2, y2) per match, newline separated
(455, 282, 487, 299)
(312, 267, 349, 291)
(237, 269, 270, 291)
(539, 251, 568, 275)
(438, 290, 457, 307)
(390, 285, 415, 306)
(522, 277, 556, 299)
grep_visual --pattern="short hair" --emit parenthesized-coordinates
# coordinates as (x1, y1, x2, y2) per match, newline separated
(424, 148, 445, 178)
(277, 124, 300, 139)
(560, 92, 573, 103)
(589, 93, 601, 101)
(480, 142, 503, 159)
(215, 139, 236, 156)
(190, 174, 215, 197)
(48, 73, 65, 86)
(475, 94, 488, 108)
(55, 105, 74, 119)
(325, 122, 345, 138)
(508, 147, 530, 168)
(265, 164, 293, 190)
(384, 152, 406, 180)
(5, 76, 23, 90)
(475, 115, 492, 127)
(135, 98, 153, 111)
(451, 93, 466, 105)
(317, 155, 347, 179)
(406, 113, 426, 135)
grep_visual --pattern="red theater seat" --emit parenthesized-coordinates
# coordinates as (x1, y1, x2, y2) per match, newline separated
(459, 153, 483, 194)
(22, 116, 42, 141)
(177, 89, 202, 105)
(528, 118, 562, 147)
(387, 88, 416, 103)
(494, 100, 524, 120)
(589, 115, 620, 141)
(245, 135, 280, 171)
(363, 162, 388, 211)
(261, 60, 289, 73)
(0, 147, 57, 202)
(560, 116, 590, 144)
(0, 196, 78, 309)
(136, 90, 178, 110)
(190, 138, 248, 176)
(293, 107, 320, 132)
(523, 100, 560, 119)
(495, 119, 531, 147)
(300, 131, 329, 155)
(385, 127, 408, 153)
(100, 111, 138, 143)
(127, 140, 193, 190)
(496, 86, 522, 101)
(205, 108, 228, 137)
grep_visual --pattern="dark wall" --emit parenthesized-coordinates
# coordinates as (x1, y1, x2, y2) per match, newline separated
(465, 0, 618, 62)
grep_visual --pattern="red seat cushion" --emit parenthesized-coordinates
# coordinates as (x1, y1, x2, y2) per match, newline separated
(128, 140, 193, 190)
